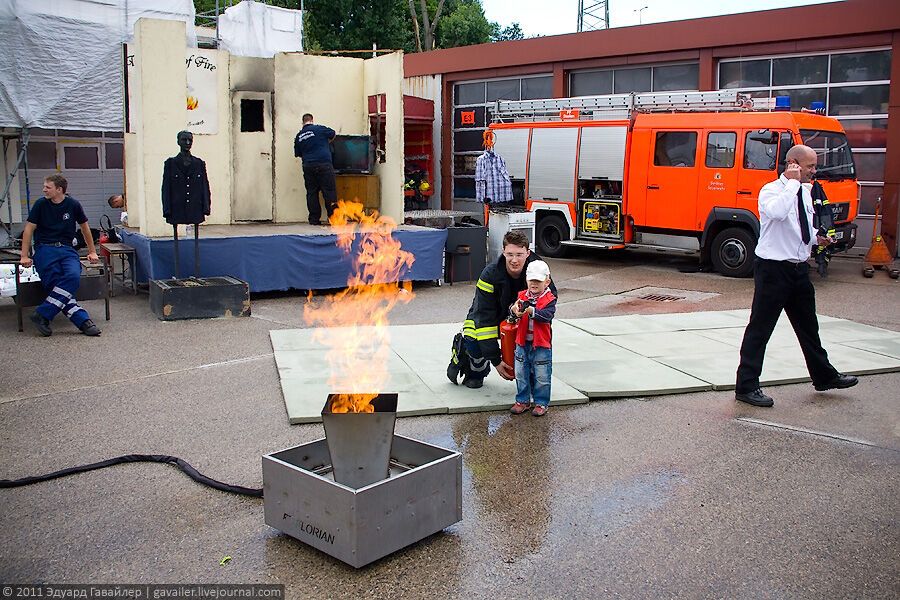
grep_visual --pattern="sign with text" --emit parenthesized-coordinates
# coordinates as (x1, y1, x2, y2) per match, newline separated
(185, 49, 218, 134)
(125, 46, 219, 134)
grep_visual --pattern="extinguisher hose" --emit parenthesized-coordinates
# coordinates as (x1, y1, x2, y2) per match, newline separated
(0, 454, 263, 498)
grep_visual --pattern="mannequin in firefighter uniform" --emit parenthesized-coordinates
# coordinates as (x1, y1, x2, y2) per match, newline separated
(447, 230, 556, 388)
(161, 130, 211, 276)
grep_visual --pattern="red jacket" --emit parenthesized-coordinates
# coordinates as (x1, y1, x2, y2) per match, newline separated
(514, 288, 557, 349)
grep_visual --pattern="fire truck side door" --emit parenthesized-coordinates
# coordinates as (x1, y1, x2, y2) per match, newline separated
(645, 130, 700, 231)
(736, 129, 782, 214)
(698, 131, 739, 220)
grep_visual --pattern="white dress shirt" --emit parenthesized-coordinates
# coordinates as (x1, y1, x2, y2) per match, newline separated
(755, 174, 817, 263)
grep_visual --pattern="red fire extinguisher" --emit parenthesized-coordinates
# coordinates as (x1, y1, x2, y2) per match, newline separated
(499, 316, 518, 366)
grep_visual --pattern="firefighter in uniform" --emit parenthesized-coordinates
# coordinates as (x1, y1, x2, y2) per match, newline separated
(20, 174, 101, 337)
(448, 230, 556, 388)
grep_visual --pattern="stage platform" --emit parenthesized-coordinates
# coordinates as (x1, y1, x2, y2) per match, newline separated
(119, 222, 447, 293)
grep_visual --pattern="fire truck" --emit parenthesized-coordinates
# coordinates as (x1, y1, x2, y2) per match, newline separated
(489, 91, 859, 277)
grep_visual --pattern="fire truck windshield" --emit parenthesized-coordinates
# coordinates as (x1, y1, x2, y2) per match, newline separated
(800, 129, 856, 181)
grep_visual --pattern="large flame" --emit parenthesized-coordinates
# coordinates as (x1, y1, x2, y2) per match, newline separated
(303, 200, 415, 413)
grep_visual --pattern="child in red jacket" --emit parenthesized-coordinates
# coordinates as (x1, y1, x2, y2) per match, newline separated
(509, 260, 557, 416)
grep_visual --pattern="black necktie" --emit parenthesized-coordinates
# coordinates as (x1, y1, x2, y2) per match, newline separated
(797, 187, 811, 244)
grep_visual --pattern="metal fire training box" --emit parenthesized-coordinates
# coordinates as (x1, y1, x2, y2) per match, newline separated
(149, 276, 250, 320)
(262, 395, 462, 568)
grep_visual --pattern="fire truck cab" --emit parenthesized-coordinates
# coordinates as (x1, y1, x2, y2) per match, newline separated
(490, 91, 859, 277)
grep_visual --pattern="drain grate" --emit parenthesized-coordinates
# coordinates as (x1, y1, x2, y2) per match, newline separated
(640, 293, 685, 302)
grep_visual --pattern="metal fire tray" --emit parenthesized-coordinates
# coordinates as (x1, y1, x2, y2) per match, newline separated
(263, 435, 462, 568)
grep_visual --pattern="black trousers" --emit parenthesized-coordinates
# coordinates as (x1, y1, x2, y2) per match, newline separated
(302, 163, 338, 224)
(735, 258, 838, 393)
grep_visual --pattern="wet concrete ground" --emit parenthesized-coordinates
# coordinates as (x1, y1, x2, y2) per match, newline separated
(1, 250, 898, 598)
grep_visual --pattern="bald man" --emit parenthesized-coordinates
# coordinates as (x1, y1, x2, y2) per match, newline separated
(734, 144, 857, 407)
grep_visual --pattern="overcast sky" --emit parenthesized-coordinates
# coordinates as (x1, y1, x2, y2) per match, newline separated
(481, 0, 843, 37)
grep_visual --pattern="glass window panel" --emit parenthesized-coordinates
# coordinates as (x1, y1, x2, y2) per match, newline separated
(454, 82, 485, 105)
(570, 70, 613, 97)
(24, 141, 57, 169)
(840, 118, 888, 148)
(706, 132, 736, 168)
(771, 87, 827, 112)
(105, 143, 124, 170)
(521, 76, 552, 100)
(853, 152, 885, 182)
(831, 50, 891, 83)
(829, 84, 890, 115)
(453, 129, 486, 152)
(453, 177, 476, 199)
(486, 79, 520, 102)
(772, 55, 828, 86)
(653, 131, 697, 167)
(652, 64, 699, 91)
(453, 153, 478, 176)
(454, 106, 485, 129)
(30, 128, 56, 136)
(737, 90, 772, 99)
(743, 131, 778, 171)
(63, 146, 99, 169)
(614, 68, 651, 93)
(719, 59, 770, 89)
(858, 185, 883, 215)
(104, 131, 124, 138)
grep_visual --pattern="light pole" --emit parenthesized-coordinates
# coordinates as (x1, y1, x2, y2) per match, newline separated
(635, 5, 648, 25)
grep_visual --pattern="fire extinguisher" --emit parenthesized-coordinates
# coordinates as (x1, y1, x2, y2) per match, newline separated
(499, 316, 518, 366)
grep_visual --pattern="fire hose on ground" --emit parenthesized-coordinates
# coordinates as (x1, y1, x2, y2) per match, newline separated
(0, 454, 263, 497)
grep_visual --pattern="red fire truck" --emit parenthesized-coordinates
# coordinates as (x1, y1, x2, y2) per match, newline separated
(489, 91, 859, 277)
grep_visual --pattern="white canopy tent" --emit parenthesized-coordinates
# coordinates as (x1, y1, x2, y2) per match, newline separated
(0, 0, 197, 132)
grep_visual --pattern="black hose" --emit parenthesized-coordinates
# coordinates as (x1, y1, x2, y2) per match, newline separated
(0, 454, 263, 497)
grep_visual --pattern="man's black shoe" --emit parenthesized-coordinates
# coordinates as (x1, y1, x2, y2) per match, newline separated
(79, 319, 101, 336)
(463, 376, 483, 389)
(735, 388, 774, 407)
(814, 374, 858, 392)
(29, 311, 52, 336)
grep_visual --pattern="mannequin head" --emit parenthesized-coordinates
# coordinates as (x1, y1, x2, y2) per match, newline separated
(177, 130, 193, 153)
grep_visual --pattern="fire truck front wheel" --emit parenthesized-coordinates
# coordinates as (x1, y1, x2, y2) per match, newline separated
(536, 214, 570, 258)
(710, 227, 756, 278)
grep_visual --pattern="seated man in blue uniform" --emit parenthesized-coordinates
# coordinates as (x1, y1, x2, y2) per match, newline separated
(19, 174, 101, 337)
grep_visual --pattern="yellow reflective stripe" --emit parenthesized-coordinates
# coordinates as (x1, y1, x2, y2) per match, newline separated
(474, 326, 499, 340)
(476, 279, 494, 293)
(463, 331, 477, 339)
(463, 319, 475, 328)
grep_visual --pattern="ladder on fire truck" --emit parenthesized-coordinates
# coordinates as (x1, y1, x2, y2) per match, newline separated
(493, 90, 776, 123)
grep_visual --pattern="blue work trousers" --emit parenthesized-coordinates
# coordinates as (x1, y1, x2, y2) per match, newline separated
(514, 343, 552, 407)
(32, 245, 90, 327)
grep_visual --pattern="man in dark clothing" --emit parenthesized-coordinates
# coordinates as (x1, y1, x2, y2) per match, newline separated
(19, 174, 101, 337)
(294, 113, 337, 226)
(448, 230, 556, 389)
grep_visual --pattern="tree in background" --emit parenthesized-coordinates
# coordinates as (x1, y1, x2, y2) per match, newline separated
(193, 0, 522, 52)
(492, 22, 524, 42)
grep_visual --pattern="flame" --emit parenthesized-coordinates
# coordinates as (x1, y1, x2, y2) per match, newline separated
(304, 200, 415, 413)
(187, 96, 199, 110)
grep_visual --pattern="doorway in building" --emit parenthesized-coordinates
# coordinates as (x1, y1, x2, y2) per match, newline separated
(232, 91, 273, 221)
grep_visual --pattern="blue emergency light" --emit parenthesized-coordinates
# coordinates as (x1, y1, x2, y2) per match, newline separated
(774, 96, 791, 111)
(810, 101, 826, 114)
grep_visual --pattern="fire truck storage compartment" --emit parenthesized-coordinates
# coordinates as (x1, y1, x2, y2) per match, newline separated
(578, 126, 627, 180)
(529, 128, 578, 202)
(577, 198, 623, 241)
(492, 128, 529, 180)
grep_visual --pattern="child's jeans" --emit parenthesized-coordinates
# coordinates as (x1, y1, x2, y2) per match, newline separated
(514, 343, 552, 407)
